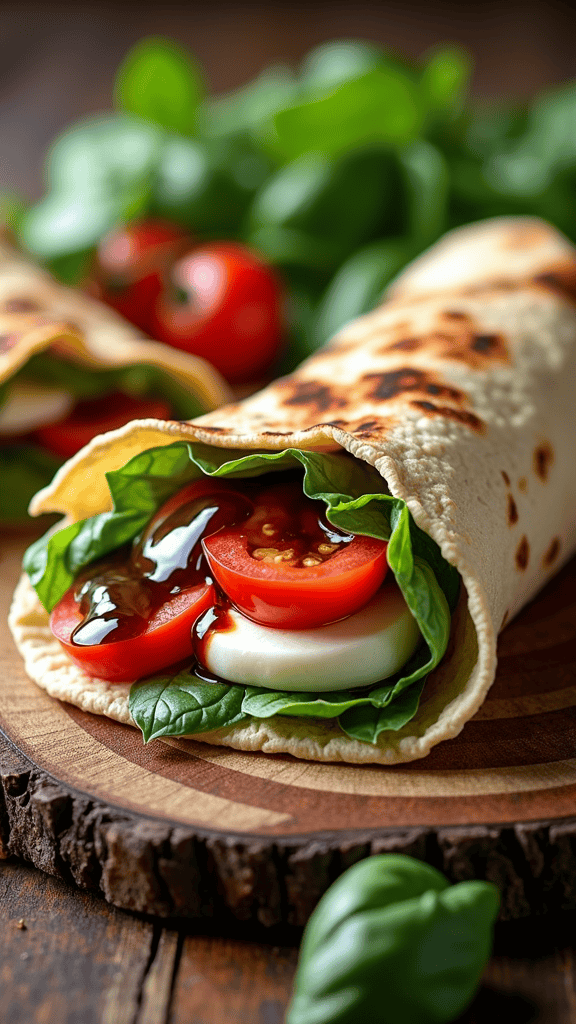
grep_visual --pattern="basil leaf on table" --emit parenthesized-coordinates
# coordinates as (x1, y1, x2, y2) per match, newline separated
(26, 442, 460, 744)
(286, 854, 500, 1024)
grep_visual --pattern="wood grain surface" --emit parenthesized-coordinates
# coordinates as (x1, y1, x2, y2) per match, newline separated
(4, 527, 576, 926)
(4, 855, 576, 1024)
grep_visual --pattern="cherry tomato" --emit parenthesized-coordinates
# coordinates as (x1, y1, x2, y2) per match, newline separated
(203, 481, 389, 629)
(150, 242, 283, 383)
(92, 219, 187, 332)
(36, 391, 171, 460)
(50, 580, 215, 682)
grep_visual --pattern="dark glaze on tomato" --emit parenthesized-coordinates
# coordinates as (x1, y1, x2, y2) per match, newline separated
(192, 595, 236, 669)
(63, 475, 366, 659)
(71, 490, 253, 646)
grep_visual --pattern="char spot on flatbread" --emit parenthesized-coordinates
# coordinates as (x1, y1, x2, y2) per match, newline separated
(501, 470, 511, 486)
(518, 476, 527, 492)
(0, 332, 19, 353)
(534, 265, 576, 304)
(411, 401, 485, 432)
(356, 420, 379, 431)
(507, 493, 518, 526)
(543, 537, 561, 567)
(472, 333, 505, 354)
(364, 367, 464, 404)
(534, 440, 554, 481)
(443, 310, 469, 321)
(386, 337, 421, 353)
(3, 296, 41, 314)
(282, 380, 347, 413)
(515, 535, 530, 570)
(262, 430, 291, 436)
(196, 425, 229, 433)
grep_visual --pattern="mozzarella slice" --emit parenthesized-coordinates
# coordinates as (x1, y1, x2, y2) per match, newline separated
(0, 380, 74, 436)
(201, 581, 421, 692)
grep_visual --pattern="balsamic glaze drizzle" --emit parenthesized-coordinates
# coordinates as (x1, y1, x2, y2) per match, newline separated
(70, 477, 354, 659)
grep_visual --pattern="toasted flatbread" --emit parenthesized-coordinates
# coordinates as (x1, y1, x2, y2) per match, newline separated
(10, 217, 576, 763)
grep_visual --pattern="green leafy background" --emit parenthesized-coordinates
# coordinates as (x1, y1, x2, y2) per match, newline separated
(25, 442, 459, 745)
(9, 36, 576, 368)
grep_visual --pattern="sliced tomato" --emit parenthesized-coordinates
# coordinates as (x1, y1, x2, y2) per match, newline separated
(35, 392, 172, 460)
(50, 580, 214, 682)
(203, 525, 389, 629)
(49, 477, 252, 682)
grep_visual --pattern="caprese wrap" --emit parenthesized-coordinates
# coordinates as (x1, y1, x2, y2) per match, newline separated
(10, 217, 576, 764)
(0, 237, 230, 521)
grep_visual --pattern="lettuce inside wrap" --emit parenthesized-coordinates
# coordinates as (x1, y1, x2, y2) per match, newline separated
(24, 442, 460, 744)
(1, 357, 204, 523)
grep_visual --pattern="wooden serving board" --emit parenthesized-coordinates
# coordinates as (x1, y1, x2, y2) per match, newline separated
(3, 532, 576, 927)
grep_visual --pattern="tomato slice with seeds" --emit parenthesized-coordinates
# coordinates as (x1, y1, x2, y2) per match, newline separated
(202, 481, 389, 629)
(50, 581, 215, 682)
(50, 478, 252, 682)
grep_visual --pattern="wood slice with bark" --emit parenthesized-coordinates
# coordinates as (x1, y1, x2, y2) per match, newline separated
(3, 533, 576, 926)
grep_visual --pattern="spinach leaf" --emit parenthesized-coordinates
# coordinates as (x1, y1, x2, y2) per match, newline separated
(114, 37, 204, 136)
(286, 854, 499, 1024)
(26, 442, 459, 744)
(130, 666, 249, 742)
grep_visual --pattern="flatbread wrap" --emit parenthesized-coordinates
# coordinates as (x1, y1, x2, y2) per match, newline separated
(0, 237, 231, 521)
(10, 216, 576, 765)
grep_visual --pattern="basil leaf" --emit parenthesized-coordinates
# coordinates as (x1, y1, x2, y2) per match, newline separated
(20, 192, 126, 261)
(129, 667, 249, 741)
(420, 45, 472, 117)
(46, 114, 162, 196)
(263, 68, 423, 162)
(0, 445, 62, 523)
(287, 854, 499, 1024)
(114, 37, 203, 136)
(242, 688, 365, 721)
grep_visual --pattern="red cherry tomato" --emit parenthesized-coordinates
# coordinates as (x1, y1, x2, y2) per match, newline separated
(36, 391, 171, 460)
(203, 482, 389, 629)
(150, 242, 283, 383)
(92, 220, 186, 332)
(50, 580, 215, 682)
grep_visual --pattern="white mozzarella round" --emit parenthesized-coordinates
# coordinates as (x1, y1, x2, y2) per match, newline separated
(201, 581, 421, 692)
(0, 380, 74, 436)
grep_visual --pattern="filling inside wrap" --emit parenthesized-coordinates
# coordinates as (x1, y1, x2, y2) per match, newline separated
(24, 443, 460, 746)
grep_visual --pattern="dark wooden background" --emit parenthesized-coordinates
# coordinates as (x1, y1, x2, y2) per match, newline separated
(2, 0, 576, 199)
(3, 2, 576, 1020)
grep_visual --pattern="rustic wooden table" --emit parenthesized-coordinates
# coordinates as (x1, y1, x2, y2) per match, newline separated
(2, 855, 576, 1024)
(3, 4, 576, 1021)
